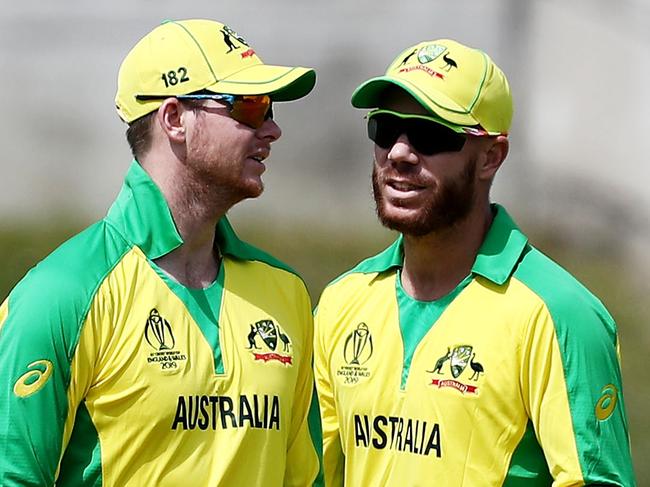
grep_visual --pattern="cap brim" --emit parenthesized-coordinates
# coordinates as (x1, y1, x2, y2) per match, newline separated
(206, 64, 316, 101)
(351, 76, 479, 128)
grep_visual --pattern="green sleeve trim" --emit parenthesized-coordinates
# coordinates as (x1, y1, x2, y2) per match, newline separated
(513, 247, 636, 486)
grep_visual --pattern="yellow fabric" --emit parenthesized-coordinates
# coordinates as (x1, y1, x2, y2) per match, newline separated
(314, 271, 585, 486)
(61, 247, 318, 486)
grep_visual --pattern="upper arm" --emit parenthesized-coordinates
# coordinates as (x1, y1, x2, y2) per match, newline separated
(0, 270, 91, 485)
(521, 300, 635, 486)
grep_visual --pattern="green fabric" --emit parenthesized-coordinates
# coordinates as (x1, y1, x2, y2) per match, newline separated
(150, 260, 226, 374)
(56, 402, 103, 487)
(396, 270, 472, 389)
(514, 248, 635, 486)
(503, 422, 552, 486)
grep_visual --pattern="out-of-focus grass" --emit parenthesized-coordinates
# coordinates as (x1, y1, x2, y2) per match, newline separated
(1, 218, 647, 483)
(0, 220, 86, 301)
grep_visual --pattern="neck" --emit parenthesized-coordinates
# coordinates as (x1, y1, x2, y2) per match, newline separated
(141, 156, 229, 289)
(400, 204, 493, 301)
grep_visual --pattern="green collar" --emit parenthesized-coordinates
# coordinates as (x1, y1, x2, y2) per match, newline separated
(348, 204, 528, 285)
(105, 161, 288, 267)
(471, 205, 529, 284)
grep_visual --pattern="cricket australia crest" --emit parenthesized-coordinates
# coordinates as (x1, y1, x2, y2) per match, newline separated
(246, 319, 293, 365)
(427, 344, 484, 395)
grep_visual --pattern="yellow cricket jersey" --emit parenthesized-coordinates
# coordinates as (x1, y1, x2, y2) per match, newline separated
(0, 161, 320, 486)
(314, 205, 635, 486)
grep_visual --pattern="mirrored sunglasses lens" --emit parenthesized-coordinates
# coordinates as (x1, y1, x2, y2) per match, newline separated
(230, 95, 272, 128)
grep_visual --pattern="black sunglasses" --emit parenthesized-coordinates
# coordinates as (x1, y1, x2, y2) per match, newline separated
(367, 110, 467, 155)
(135, 93, 273, 129)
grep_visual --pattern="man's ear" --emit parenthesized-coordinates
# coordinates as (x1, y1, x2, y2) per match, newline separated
(478, 135, 509, 181)
(156, 98, 186, 144)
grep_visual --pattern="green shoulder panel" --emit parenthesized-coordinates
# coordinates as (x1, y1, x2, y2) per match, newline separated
(513, 246, 635, 486)
(0, 220, 130, 485)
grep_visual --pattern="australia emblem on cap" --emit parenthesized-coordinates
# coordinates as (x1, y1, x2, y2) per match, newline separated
(417, 44, 446, 64)
(220, 25, 251, 55)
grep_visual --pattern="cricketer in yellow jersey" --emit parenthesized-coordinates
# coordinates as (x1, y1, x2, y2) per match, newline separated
(0, 19, 321, 486)
(314, 39, 635, 486)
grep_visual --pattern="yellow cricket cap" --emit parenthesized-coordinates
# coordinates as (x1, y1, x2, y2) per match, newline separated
(351, 39, 512, 135)
(115, 19, 316, 123)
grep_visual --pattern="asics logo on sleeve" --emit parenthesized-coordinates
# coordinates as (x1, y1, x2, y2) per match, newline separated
(595, 383, 618, 421)
(14, 360, 53, 398)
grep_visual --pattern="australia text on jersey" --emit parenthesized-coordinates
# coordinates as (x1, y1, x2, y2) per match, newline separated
(172, 394, 280, 431)
(354, 414, 441, 457)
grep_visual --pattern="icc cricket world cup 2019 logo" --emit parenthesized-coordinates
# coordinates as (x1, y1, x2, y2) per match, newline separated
(144, 308, 186, 371)
(338, 323, 374, 385)
(344, 323, 373, 365)
(145, 308, 175, 350)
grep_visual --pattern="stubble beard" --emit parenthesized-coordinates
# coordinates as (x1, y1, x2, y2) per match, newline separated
(186, 120, 265, 207)
(372, 157, 477, 237)
(187, 151, 265, 208)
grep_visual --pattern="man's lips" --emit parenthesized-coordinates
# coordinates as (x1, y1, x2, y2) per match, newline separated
(383, 179, 428, 198)
(248, 146, 270, 163)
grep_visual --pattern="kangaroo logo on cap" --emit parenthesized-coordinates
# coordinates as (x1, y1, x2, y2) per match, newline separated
(417, 44, 446, 64)
(399, 48, 417, 66)
(220, 25, 249, 54)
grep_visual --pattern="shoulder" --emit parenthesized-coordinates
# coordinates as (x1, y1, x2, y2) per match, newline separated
(16, 220, 130, 298)
(4, 220, 131, 352)
(512, 244, 617, 343)
(316, 264, 396, 324)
